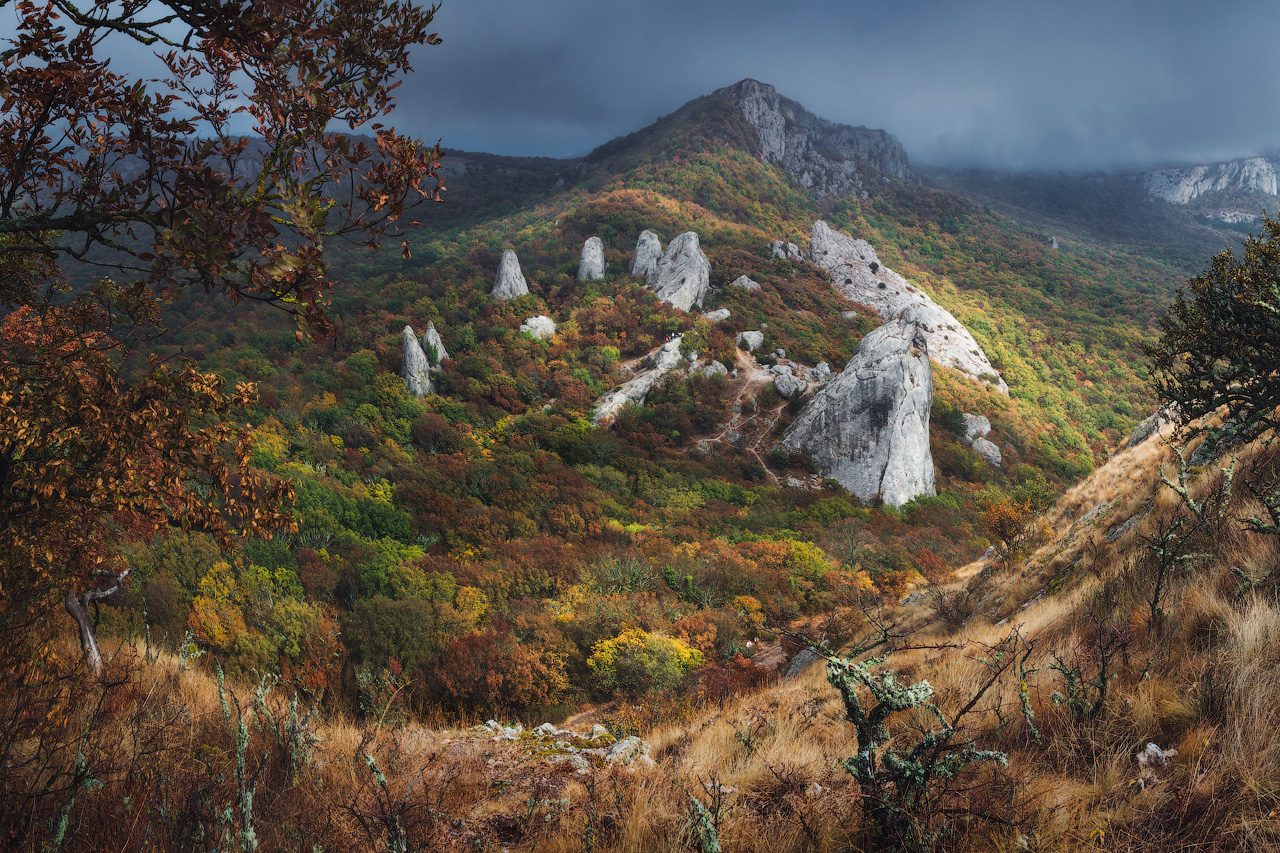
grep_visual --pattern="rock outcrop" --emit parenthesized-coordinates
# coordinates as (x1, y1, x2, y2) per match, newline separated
(519, 315, 557, 340)
(730, 275, 761, 291)
(961, 413, 1001, 467)
(401, 325, 439, 397)
(737, 330, 764, 351)
(703, 308, 731, 322)
(781, 310, 935, 508)
(491, 249, 530, 299)
(771, 240, 803, 262)
(577, 237, 606, 281)
(809, 221, 1008, 394)
(1142, 157, 1277, 205)
(630, 230, 663, 278)
(1126, 405, 1177, 449)
(714, 79, 913, 200)
(593, 337, 685, 424)
(773, 369, 806, 399)
(971, 437, 1002, 468)
(647, 231, 711, 312)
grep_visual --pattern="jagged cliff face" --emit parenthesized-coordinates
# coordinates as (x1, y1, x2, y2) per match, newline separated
(1141, 156, 1278, 205)
(782, 310, 936, 508)
(713, 79, 913, 199)
(809, 221, 1008, 394)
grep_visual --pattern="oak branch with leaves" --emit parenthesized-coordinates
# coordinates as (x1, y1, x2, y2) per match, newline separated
(0, 0, 445, 673)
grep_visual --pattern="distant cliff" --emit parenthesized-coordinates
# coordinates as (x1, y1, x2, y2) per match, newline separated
(1141, 156, 1277, 205)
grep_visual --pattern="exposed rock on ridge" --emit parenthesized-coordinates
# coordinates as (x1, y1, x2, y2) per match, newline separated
(1142, 157, 1277, 205)
(714, 79, 913, 200)
(647, 232, 711, 312)
(491, 249, 530, 299)
(593, 337, 686, 424)
(810, 221, 1008, 394)
(630, 230, 663, 278)
(401, 325, 438, 397)
(578, 236, 605, 280)
(782, 309, 936, 508)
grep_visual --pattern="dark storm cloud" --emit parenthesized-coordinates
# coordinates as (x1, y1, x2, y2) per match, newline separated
(5, 0, 1276, 170)
(399, 0, 1280, 171)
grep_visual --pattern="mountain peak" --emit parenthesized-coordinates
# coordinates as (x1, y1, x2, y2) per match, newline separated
(711, 79, 914, 197)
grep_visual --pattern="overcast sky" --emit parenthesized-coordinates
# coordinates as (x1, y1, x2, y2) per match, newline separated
(5, 0, 1277, 171)
(392, 0, 1280, 171)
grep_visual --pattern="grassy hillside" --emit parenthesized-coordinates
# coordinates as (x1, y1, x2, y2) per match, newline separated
(106, 88, 1217, 719)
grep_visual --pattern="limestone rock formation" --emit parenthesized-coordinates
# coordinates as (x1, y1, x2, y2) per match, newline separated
(771, 240, 803, 262)
(1126, 405, 1177, 449)
(809, 220, 1008, 394)
(491, 249, 530, 300)
(401, 326, 434, 397)
(971, 437, 1003, 468)
(810, 362, 831, 382)
(703, 308, 731, 322)
(962, 413, 991, 442)
(730, 275, 761, 291)
(781, 310, 936, 508)
(421, 321, 448, 366)
(519, 315, 557, 340)
(593, 336, 685, 424)
(1142, 157, 1277, 205)
(737, 330, 764, 351)
(714, 79, 913, 200)
(700, 360, 729, 378)
(630, 230, 663, 278)
(577, 236, 606, 281)
(774, 371, 806, 399)
(647, 231, 711, 312)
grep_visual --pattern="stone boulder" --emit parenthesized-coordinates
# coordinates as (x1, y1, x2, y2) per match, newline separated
(630, 230, 663, 278)
(731, 275, 762, 291)
(782, 310, 936, 508)
(491, 249, 529, 300)
(519, 315, 557, 340)
(401, 325, 434, 397)
(699, 360, 729, 378)
(577, 236, 606, 281)
(774, 372, 806, 399)
(647, 231, 711, 312)
(703, 308, 731, 322)
(971, 437, 1003, 468)
(810, 362, 832, 382)
(771, 240, 803, 262)
(809, 221, 1008, 394)
(962, 413, 992, 442)
(737, 330, 764, 351)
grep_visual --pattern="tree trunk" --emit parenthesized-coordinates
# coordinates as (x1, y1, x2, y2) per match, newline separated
(64, 571, 129, 676)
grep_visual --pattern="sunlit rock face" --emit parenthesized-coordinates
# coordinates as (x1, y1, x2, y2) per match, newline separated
(402, 326, 434, 397)
(782, 309, 935, 508)
(630, 230, 663, 278)
(578, 236, 606, 281)
(810, 220, 1007, 394)
(491, 249, 530, 299)
(647, 231, 710, 312)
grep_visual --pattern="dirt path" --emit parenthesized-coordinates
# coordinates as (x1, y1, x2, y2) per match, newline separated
(695, 350, 804, 486)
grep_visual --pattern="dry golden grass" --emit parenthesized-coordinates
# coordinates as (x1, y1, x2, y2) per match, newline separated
(11, 426, 1280, 851)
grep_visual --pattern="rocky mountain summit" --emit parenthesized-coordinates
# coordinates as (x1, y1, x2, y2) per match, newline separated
(809, 221, 1008, 393)
(782, 309, 936, 508)
(713, 79, 913, 199)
